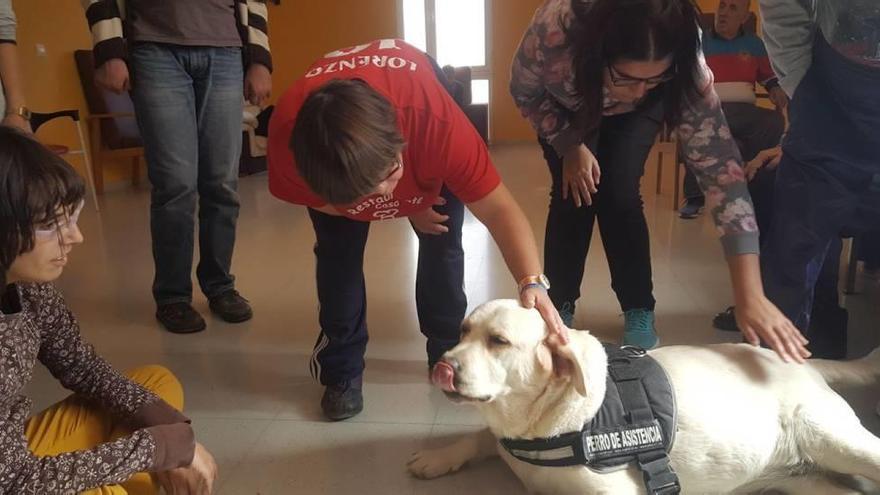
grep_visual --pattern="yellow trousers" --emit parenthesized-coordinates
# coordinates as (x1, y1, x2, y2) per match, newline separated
(25, 365, 184, 495)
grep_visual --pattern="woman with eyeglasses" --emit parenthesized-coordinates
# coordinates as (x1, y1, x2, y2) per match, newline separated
(0, 127, 217, 494)
(511, 0, 809, 363)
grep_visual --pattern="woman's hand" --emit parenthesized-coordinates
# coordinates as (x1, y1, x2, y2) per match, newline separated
(562, 144, 601, 207)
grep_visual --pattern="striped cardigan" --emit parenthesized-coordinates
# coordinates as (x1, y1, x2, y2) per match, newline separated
(81, 0, 272, 71)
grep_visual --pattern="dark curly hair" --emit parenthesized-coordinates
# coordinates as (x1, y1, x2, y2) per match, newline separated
(566, 0, 704, 136)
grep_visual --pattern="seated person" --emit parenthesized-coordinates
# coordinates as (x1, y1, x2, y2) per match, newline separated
(714, 145, 849, 359)
(679, 0, 788, 219)
(0, 127, 216, 495)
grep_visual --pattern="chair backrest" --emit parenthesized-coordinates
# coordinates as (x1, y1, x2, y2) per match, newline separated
(700, 12, 758, 35)
(441, 65, 473, 106)
(73, 50, 143, 150)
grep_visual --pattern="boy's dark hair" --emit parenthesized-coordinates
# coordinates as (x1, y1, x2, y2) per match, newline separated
(290, 79, 405, 204)
(0, 126, 85, 289)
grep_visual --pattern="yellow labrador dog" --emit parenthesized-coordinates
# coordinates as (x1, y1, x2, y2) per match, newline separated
(408, 300, 880, 494)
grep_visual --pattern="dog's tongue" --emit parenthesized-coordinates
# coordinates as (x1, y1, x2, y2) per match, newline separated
(431, 362, 456, 392)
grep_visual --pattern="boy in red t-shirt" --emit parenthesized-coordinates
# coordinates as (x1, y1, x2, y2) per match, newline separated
(268, 39, 564, 420)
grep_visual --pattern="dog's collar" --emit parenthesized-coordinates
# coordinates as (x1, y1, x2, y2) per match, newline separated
(499, 344, 680, 495)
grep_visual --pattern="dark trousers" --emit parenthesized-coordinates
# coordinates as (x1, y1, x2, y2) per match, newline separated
(683, 102, 785, 200)
(859, 230, 880, 270)
(541, 92, 664, 313)
(307, 186, 466, 385)
(129, 43, 243, 304)
(762, 35, 880, 342)
(749, 166, 843, 324)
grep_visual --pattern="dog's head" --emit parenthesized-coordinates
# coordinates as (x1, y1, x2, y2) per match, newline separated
(431, 299, 589, 405)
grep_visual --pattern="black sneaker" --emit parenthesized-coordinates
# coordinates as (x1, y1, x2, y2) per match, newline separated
(156, 302, 207, 334)
(208, 289, 253, 323)
(679, 197, 705, 219)
(321, 376, 363, 421)
(712, 306, 739, 332)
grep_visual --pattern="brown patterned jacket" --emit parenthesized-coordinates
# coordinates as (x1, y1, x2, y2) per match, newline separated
(0, 283, 194, 494)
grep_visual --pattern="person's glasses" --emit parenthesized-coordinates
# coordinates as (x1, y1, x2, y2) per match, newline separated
(34, 200, 84, 240)
(383, 158, 403, 182)
(607, 62, 676, 87)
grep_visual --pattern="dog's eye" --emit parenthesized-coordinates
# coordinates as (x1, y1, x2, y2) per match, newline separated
(489, 335, 510, 346)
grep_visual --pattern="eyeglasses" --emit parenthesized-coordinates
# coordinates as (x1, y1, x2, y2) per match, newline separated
(607, 62, 676, 87)
(383, 158, 403, 182)
(34, 200, 84, 240)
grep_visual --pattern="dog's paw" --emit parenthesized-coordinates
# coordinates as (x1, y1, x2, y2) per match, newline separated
(407, 448, 467, 479)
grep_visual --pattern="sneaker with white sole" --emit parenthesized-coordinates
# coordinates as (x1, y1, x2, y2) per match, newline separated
(623, 308, 659, 350)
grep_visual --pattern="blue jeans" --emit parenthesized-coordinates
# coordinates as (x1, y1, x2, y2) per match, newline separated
(129, 43, 244, 305)
(761, 35, 880, 335)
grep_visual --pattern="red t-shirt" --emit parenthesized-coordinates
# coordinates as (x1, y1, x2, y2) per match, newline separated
(267, 39, 501, 222)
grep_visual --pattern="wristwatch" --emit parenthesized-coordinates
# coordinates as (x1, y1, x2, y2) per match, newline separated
(518, 274, 550, 293)
(6, 106, 31, 121)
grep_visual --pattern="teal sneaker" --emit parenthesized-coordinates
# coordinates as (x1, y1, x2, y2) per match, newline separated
(622, 309, 659, 349)
(558, 302, 574, 328)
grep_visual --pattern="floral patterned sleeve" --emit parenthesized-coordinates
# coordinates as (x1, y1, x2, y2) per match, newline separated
(31, 284, 163, 418)
(510, 0, 588, 157)
(676, 54, 760, 256)
(0, 284, 196, 493)
(0, 421, 166, 494)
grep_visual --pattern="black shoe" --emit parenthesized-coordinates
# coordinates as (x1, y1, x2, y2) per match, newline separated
(712, 306, 739, 332)
(156, 302, 207, 334)
(321, 376, 364, 421)
(208, 289, 253, 323)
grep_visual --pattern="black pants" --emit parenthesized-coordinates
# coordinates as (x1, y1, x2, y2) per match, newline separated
(683, 102, 785, 201)
(307, 186, 466, 385)
(541, 94, 664, 313)
(859, 230, 880, 270)
(749, 165, 842, 315)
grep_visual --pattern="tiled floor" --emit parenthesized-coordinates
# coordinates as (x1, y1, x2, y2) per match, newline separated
(27, 142, 880, 494)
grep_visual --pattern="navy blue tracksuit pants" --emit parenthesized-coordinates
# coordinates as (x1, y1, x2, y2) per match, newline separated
(761, 35, 880, 350)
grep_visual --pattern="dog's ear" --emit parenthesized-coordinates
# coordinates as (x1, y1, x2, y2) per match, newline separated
(547, 337, 587, 397)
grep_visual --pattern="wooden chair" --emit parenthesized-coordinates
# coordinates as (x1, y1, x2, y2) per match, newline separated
(73, 50, 144, 194)
(442, 65, 489, 143)
(30, 110, 100, 211)
(654, 11, 764, 208)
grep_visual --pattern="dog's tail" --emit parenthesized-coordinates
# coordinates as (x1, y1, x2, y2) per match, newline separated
(809, 347, 880, 388)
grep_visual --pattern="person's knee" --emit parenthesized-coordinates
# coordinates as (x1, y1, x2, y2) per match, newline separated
(598, 191, 643, 214)
(151, 178, 197, 209)
(125, 365, 184, 411)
